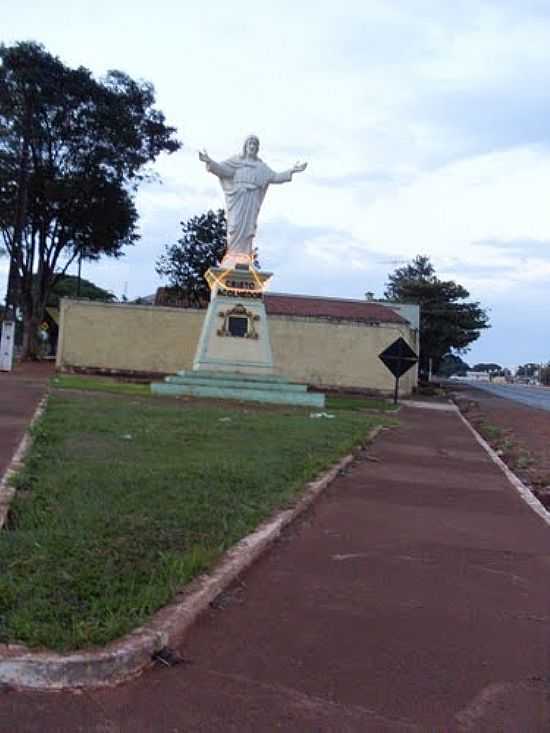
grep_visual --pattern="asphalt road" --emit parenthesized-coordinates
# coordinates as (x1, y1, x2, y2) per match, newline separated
(464, 381, 550, 411)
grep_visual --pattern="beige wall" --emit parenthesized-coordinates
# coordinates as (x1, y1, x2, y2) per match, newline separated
(270, 316, 416, 394)
(58, 299, 417, 394)
(57, 300, 203, 374)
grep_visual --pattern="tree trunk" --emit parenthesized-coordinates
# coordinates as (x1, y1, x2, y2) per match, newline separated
(6, 100, 33, 322)
(20, 283, 47, 361)
(21, 310, 41, 360)
(418, 353, 430, 382)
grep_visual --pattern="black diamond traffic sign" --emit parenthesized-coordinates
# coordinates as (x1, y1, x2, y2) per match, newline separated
(379, 337, 418, 379)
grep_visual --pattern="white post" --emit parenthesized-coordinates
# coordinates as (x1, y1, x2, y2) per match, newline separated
(0, 320, 16, 371)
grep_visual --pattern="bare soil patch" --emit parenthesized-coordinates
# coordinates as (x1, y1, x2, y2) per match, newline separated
(450, 384, 550, 509)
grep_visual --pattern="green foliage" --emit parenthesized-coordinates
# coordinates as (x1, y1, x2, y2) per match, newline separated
(438, 353, 471, 377)
(472, 362, 502, 373)
(479, 422, 503, 440)
(471, 362, 508, 377)
(156, 209, 227, 307)
(48, 275, 116, 307)
(516, 363, 540, 379)
(0, 41, 181, 356)
(0, 390, 390, 650)
(384, 255, 490, 375)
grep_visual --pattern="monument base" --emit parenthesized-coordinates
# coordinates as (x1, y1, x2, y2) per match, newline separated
(192, 292, 274, 376)
(151, 370, 325, 408)
(151, 265, 325, 408)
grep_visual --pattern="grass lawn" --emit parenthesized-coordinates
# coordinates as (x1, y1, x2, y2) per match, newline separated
(52, 375, 399, 412)
(0, 385, 395, 651)
(325, 394, 398, 412)
(51, 373, 151, 397)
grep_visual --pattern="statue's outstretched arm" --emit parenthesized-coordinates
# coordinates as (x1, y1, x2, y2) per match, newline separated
(270, 161, 308, 185)
(292, 161, 307, 174)
(198, 150, 234, 179)
(198, 149, 211, 164)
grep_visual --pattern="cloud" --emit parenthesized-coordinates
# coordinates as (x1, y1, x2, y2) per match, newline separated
(473, 237, 550, 258)
(311, 171, 402, 189)
(2, 0, 550, 364)
(415, 87, 550, 159)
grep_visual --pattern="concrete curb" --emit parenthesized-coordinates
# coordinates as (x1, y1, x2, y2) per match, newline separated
(0, 395, 49, 531)
(401, 400, 458, 412)
(398, 397, 549, 525)
(0, 425, 383, 691)
(455, 408, 550, 528)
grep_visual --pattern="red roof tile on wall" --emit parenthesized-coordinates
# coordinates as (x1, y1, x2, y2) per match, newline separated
(264, 294, 407, 324)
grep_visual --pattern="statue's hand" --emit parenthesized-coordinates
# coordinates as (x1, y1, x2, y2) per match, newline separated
(199, 149, 211, 164)
(292, 161, 307, 174)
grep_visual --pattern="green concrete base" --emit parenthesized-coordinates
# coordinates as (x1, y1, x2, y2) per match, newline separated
(176, 370, 289, 384)
(151, 370, 325, 408)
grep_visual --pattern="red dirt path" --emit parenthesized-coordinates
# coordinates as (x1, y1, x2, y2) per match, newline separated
(0, 360, 53, 478)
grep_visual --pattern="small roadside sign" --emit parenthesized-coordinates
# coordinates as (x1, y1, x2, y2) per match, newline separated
(379, 337, 418, 403)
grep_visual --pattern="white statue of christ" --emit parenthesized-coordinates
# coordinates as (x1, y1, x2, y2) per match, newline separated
(199, 135, 307, 268)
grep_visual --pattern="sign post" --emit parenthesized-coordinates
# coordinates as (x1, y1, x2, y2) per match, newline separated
(379, 337, 418, 404)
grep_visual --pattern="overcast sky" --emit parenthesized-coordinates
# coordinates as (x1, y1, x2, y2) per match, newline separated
(2, 0, 549, 368)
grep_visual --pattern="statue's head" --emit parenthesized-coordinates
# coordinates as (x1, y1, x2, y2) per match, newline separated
(242, 135, 260, 159)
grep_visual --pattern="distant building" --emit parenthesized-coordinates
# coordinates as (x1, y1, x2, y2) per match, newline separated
(465, 371, 490, 382)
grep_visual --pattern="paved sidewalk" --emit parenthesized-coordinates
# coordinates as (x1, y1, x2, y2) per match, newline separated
(0, 361, 53, 479)
(3, 403, 550, 731)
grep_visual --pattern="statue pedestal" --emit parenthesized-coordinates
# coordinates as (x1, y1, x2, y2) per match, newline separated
(151, 264, 325, 408)
(192, 266, 274, 375)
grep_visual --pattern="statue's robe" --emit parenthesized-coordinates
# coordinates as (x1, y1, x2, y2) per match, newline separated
(207, 156, 292, 264)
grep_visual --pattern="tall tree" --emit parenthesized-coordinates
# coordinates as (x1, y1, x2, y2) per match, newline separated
(473, 362, 503, 373)
(516, 363, 539, 378)
(156, 209, 228, 308)
(438, 353, 471, 377)
(0, 41, 181, 357)
(384, 255, 490, 376)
